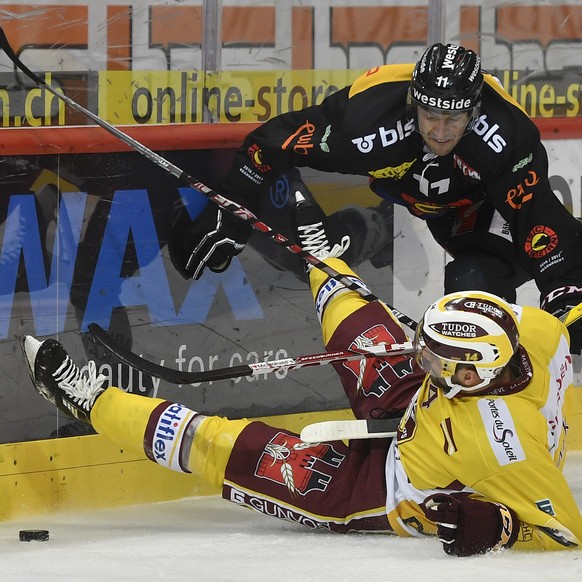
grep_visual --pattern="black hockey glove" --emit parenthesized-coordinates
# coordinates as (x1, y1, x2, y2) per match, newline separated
(169, 202, 253, 280)
(421, 493, 518, 556)
(541, 286, 582, 355)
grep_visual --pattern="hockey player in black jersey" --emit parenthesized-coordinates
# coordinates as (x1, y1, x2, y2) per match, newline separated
(169, 43, 582, 353)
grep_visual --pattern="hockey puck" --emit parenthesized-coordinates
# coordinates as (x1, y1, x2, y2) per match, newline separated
(19, 529, 49, 542)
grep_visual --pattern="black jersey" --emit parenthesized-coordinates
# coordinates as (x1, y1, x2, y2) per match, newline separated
(222, 63, 582, 301)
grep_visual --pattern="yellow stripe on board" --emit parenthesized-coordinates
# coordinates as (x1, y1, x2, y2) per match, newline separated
(1, 397, 581, 523)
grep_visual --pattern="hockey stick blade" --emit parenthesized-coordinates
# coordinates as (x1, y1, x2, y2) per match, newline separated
(0, 27, 417, 332)
(89, 323, 414, 385)
(300, 418, 400, 442)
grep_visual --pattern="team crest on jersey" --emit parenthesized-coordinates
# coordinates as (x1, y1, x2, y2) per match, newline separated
(343, 324, 414, 397)
(524, 225, 558, 258)
(255, 432, 345, 497)
(247, 143, 271, 172)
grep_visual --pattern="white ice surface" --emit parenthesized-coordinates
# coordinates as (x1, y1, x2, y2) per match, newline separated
(2, 453, 582, 582)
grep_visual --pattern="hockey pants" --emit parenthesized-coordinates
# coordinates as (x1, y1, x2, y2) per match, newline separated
(90, 258, 424, 533)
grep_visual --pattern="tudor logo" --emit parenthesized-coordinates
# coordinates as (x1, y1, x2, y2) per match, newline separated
(352, 133, 376, 153)
(431, 322, 484, 338)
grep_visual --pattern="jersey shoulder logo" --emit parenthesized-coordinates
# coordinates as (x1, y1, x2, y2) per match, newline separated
(471, 114, 507, 154)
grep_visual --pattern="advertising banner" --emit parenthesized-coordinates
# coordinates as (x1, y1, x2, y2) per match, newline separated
(2, 1, 582, 445)
(1, 134, 582, 444)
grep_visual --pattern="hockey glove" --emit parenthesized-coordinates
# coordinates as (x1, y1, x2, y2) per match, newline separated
(541, 286, 582, 354)
(169, 202, 253, 280)
(421, 493, 518, 556)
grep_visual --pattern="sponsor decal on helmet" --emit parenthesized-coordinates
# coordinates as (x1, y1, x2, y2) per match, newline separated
(441, 44, 460, 69)
(429, 322, 486, 338)
(467, 56, 481, 82)
(411, 87, 473, 111)
(525, 225, 558, 258)
(461, 300, 505, 319)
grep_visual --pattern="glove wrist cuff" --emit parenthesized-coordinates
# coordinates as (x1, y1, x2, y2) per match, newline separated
(492, 502, 519, 551)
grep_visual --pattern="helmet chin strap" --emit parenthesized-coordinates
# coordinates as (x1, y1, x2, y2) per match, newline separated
(442, 379, 491, 399)
(432, 371, 496, 399)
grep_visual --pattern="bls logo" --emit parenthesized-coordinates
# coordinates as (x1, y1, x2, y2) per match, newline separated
(352, 119, 415, 154)
(472, 114, 507, 153)
(255, 432, 345, 496)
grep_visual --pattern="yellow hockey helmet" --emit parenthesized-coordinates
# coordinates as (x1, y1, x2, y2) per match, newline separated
(415, 291, 519, 397)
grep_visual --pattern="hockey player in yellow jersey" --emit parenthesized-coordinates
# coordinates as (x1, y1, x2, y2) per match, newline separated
(21, 194, 582, 556)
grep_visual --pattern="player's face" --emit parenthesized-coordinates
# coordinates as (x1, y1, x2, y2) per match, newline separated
(417, 107, 471, 156)
(450, 365, 482, 388)
(449, 364, 513, 392)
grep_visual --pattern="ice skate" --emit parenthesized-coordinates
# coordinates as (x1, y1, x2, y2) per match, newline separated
(21, 336, 107, 424)
(292, 191, 350, 271)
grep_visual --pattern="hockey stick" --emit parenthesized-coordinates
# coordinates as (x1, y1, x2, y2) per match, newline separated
(0, 28, 417, 332)
(300, 418, 400, 442)
(89, 323, 414, 384)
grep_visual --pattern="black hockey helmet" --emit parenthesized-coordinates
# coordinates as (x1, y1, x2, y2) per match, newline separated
(407, 43, 483, 118)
